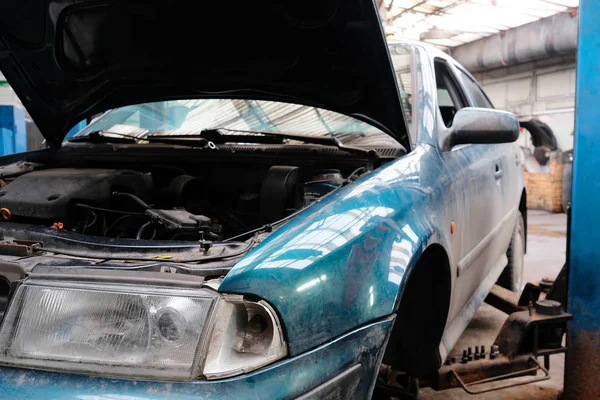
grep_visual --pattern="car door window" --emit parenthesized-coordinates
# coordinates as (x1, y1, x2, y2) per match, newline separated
(434, 60, 467, 128)
(456, 68, 494, 109)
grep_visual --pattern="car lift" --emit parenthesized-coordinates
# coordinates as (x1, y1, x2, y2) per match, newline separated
(563, 0, 600, 397)
(376, 262, 572, 398)
(376, 1, 599, 398)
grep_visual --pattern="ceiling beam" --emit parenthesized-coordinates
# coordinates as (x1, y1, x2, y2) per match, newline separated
(392, 0, 429, 21)
(386, 0, 396, 12)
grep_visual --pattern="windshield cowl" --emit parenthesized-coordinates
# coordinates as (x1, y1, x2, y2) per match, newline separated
(0, 222, 256, 264)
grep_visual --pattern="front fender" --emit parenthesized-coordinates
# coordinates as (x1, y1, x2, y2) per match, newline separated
(219, 146, 449, 355)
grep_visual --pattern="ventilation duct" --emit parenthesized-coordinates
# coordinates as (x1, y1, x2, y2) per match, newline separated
(451, 10, 578, 73)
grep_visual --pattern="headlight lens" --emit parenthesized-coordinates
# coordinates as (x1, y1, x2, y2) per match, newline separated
(203, 295, 287, 379)
(0, 282, 217, 380)
(0, 278, 287, 381)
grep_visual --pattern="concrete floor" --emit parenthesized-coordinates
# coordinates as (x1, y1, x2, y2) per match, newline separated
(420, 210, 568, 400)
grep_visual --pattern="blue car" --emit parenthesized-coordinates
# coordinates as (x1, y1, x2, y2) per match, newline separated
(0, 1, 525, 398)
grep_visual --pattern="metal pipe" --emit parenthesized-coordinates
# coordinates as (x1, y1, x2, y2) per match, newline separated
(451, 10, 578, 72)
(525, 108, 575, 116)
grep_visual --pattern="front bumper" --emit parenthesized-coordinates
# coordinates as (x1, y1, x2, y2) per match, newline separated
(0, 317, 394, 400)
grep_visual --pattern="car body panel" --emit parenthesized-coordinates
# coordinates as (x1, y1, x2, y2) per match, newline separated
(419, 43, 523, 328)
(220, 42, 525, 360)
(220, 143, 448, 355)
(0, 0, 409, 148)
(444, 143, 506, 321)
(0, 317, 393, 400)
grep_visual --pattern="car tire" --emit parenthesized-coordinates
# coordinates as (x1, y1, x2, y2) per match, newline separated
(498, 214, 525, 292)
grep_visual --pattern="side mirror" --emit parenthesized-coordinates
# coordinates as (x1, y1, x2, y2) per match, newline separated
(444, 108, 520, 150)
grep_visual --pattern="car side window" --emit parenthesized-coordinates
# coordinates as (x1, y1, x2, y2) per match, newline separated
(456, 68, 494, 109)
(434, 60, 467, 128)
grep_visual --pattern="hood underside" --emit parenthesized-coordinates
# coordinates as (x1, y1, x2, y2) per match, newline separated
(0, 0, 409, 149)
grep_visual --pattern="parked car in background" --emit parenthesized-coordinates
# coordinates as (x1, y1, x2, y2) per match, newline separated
(0, 1, 524, 398)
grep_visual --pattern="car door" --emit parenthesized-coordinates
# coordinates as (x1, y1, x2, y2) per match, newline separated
(434, 59, 504, 324)
(454, 65, 520, 274)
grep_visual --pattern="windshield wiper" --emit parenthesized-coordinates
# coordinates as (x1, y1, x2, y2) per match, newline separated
(147, 131, 282, 145)
(145, 136, 210, 147)
(68, 130, 140, 144)
(147, 129, 381, 166)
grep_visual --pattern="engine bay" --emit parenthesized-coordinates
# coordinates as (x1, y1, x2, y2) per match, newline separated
(0, 163, 366, 242)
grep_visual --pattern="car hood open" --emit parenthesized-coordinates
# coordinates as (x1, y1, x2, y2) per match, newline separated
(0, 0, 409, 149)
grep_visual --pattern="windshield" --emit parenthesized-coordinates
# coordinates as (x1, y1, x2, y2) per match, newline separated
(74, 99, 402, 148)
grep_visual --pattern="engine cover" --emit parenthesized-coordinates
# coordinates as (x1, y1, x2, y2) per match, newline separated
(0, 169, 152, 220)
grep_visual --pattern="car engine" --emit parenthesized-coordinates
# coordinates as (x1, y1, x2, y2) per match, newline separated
(0, 165, 360, 241)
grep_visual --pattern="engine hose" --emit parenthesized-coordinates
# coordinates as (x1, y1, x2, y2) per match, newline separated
(223, 177, 342, 242)
(346, 166, 368, 181)
(74, 203, 144, 216)
(81, 211, 98, 234)
(104, 214, 137, 236)
(136, 221, 153, 240)
(112, 192, 151, 211)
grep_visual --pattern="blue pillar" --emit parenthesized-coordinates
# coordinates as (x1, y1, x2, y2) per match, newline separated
(0, 105, 26, 155)
(0, 127, 13, 155)
(12, 107, 26, 152)
(565, 1, 600, 398)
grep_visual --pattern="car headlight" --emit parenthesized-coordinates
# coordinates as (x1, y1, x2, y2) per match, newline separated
(203, 294, 287, 379)
(0, 270, 287, 381)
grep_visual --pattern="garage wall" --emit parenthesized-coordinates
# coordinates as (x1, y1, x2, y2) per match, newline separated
(472, 57, 576, 151)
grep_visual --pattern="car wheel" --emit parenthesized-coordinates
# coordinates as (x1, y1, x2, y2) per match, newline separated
(498, 214, 525, 292)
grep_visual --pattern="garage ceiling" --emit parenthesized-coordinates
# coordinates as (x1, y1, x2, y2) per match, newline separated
(380, 0, 579, 47)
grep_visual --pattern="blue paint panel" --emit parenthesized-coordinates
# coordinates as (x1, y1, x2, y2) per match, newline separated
(0, 317, 393, 400)
(565, 1, 600, 397)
